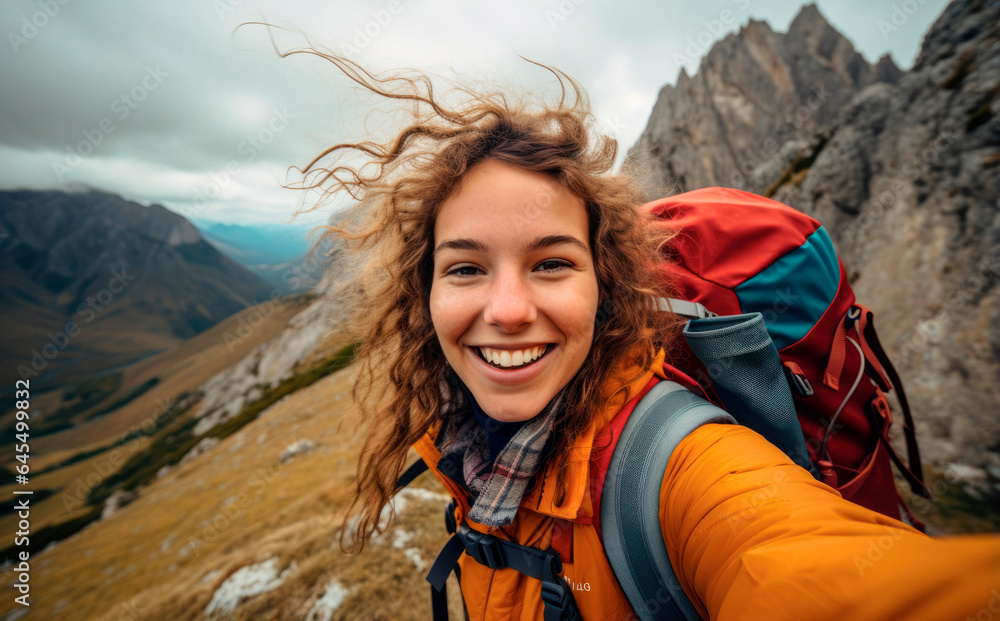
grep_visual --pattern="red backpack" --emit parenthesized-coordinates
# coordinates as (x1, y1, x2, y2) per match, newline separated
(645, 187, 930, 525)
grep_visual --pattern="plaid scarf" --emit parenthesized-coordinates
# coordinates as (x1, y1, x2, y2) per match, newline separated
(436, 375, 565, 528)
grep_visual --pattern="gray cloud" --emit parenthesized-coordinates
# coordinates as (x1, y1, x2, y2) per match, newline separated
(0, 0, 950, 225)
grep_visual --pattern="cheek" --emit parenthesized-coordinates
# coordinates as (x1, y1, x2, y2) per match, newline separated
(555, 283, 600, 349)
(429, 283, 471, 346)
(428, 285, 450, 340)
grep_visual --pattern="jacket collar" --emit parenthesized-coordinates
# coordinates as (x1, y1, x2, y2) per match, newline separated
(413, 349, 667, 523)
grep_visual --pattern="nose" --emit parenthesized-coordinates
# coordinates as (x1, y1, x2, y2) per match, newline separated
(483, 267, 536, 332)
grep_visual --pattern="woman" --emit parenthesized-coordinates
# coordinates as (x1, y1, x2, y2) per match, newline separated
(297, 51, 1000, 620)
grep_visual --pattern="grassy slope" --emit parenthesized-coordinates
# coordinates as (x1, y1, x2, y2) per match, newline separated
(18, 293, 314, 459)
(0, 295, 315, 547)
(0, 364, 462, 621)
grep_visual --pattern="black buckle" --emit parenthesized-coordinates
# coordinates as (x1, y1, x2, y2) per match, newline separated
(459, 526, 506, 569)
(540, 580, 573, 615)
(784, 365, 814, 397)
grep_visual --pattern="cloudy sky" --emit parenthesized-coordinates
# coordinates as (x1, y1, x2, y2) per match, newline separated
(0, 0, 950, 227)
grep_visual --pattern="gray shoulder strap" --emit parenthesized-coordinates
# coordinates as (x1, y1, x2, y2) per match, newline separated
(600, 380, 736, 621)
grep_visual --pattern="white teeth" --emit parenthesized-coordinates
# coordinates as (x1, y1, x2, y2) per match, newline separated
(478, 345, 547, 369)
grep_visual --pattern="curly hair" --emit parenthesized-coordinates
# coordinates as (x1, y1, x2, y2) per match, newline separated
(279, 43, 682, 553)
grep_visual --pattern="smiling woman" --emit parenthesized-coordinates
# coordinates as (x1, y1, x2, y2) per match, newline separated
(291, 48, 1000, 621)
(430, 160, 600, 423)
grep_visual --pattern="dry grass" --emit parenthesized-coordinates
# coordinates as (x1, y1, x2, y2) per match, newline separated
(0, 297, 316, 541)
(22, 295, 311, 455)
(0, 363, 463, 620)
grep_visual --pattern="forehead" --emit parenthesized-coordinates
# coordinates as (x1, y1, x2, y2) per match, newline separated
(434, 160, 589, 247)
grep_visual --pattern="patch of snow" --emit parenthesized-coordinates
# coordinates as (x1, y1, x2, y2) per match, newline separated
(391, 487, 450, 515)
(204, 557, 295, 615)
(392, 530, 414, 550)
(159, 533, 176, 553)
(403, 548, 426, 571)
(281, 438, 316, 463)
(180, 436, 220, 466)
(305, 579, 351, 621)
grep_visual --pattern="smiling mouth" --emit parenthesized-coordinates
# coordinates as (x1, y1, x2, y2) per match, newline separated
(474, 345, 550, 369)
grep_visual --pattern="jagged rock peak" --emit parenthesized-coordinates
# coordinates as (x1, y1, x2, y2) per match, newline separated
(627, 2, 885, 197)
(874, 53, 903, 84)
(786, 3, 829, 36)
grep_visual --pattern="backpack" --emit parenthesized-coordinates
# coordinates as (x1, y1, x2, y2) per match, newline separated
(394, 187, 929, 620)
(646, 187, 928, 520)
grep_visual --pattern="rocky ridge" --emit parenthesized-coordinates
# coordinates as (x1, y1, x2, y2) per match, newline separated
(629, 0, 1000, 483)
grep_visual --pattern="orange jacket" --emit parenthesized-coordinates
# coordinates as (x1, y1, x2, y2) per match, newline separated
(412, 351, 1000, 620)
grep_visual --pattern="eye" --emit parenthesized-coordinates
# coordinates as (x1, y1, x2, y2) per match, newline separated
(446, 264, 483, 277)
(535, 259, 572, 273)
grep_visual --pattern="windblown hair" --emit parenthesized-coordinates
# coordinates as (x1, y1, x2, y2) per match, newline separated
(278, 41, 681, 553)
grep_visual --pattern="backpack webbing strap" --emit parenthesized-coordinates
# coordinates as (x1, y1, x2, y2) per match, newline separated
(853, 305, 930, 499)
(427, 533, 465, 619)
(601, 380, 736, 621)
(395, 458, 429, 491)
(657, 297, 717, 319)
(426, 518, 582, 621)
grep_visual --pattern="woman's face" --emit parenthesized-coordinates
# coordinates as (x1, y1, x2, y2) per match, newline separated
(429, 159, 600, 423)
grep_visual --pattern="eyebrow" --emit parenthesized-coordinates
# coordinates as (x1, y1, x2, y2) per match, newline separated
(433, 234, 589, 256)
(523, 234, 589, 254)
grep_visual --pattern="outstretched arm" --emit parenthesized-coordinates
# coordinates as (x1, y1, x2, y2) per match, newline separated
(660, 423, 1000, 621)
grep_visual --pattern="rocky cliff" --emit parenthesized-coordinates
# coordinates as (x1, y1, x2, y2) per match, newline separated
(627, 3, 903, 197)
(628, 0, 1000, 486)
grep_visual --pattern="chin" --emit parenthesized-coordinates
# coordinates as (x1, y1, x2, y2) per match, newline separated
(478, 395, 549, 424)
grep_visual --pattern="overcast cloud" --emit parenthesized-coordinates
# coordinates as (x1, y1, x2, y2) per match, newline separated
(0, 0, 950, 226)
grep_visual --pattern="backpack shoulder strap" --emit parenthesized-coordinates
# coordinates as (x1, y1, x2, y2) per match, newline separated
(601, 380, 736, 621)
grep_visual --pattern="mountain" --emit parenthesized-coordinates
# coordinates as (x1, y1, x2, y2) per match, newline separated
(628, 1, 1000, 485)
(193, 220, 333, 294)
(627, 3, 902, 197)
(0, 190, 277, 389)
(194, 221, 314, 265)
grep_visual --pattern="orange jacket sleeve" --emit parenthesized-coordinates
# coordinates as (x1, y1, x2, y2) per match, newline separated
(659, 423, 1000, 621)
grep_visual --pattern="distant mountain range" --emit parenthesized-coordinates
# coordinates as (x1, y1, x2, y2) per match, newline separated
(192, 219, 332, 294)
(0, 190, 277, 390)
